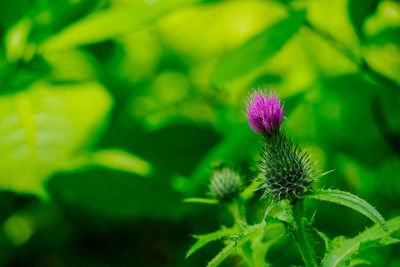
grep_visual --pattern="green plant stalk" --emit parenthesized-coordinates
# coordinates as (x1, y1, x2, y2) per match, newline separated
(228, 200, 255, 267)
(292, 200, 317, 267)
(228, 201, 244, 225)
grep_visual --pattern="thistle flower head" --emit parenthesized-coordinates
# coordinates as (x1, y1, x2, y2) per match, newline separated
(245, 89, 284, 135)
(209, 167, 241, 202)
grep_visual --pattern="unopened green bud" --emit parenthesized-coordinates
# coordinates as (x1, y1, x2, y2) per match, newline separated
(258, 132, 318, 200)
(209, 167, 241, 202)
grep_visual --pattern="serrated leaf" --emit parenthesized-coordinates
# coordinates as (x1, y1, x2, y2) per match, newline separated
(278, 199, 295, 226)
(186, 226, 236, 258)
(313, 227, 330, 251)
(207, 240, 236, 267)
(207, 223, 264, 267)
(251, 223, 285, 267)
(321, 216, 400, 267)
(306, 189, 388, 233)
(211, 10, 306, 85)
(348, 0, 380, 40)
(0, 81, 111, 197)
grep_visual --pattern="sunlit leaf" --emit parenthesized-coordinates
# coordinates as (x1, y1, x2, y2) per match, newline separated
(321, 216, 400, 267)
(42, 49, 97, 81)
(348, 0, 380, 39)
(90, 149, 152, 177)
(4, 18, 32, 62)
(183, 198, 218, 205)
(0, 81, 111, 196)
(38, 0, 198, 53)
(211, 10, 306, 85)
(367, 27, 400, 45)
(306, 189, 388, 233)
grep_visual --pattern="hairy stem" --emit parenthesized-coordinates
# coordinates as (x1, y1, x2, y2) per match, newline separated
(228, 201, 245, 225)
(292, 200, 317, 267)
(227, 201, 254, 267)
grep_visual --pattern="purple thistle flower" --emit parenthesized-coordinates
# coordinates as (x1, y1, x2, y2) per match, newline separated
(245, 89, 284, 135)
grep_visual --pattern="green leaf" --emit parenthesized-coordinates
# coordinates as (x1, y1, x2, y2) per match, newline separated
(207, 240, 236, 267)
(348, 0, 380, 39)
(183, 198, 218, 205)
(42, 49, 98, 82)
(321, 216, 400, 267)
(4, 18, 32, 62)
(348, 259, 371, 266)
(207, 223, 264, 267)
(306, 189, 388, 233)
(186, 226, 236, 258)
(251, 223, 285, 267)
(0, 81, 111, 197)
(313, 227, 330, 251)
(211, 10, 306, 85)
(38, 0, 198, 53)
(89, 149, 152, 177)
(366, 27, 400, 45)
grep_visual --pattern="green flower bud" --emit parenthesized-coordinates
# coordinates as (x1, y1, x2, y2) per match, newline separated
(209, 167, 241, 202)
(258, 132, 318, 200)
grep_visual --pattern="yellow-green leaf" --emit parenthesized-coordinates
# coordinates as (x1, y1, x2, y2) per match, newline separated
(0, 81, 112, 196)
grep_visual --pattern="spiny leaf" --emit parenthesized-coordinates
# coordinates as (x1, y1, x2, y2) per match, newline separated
(207, 223, 265, 267)
(207, 241, 236, 267)
(313, 227, 330, 251)
(251, 223, 285, 267)
(212, 10, 306, 85)
(321, 216, 400, 267)
(186, 226, 236, 258)
(306, 189, 388, 233)
(277, 200, 295, 226)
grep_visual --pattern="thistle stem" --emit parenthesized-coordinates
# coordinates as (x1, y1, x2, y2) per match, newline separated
(228, 200, 245, 225)
(227, 201, 255, 267)
(292, 200, 317, 267)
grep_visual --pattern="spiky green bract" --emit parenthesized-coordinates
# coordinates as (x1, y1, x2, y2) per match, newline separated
(209, 167, 241, 202)
(258, 131, 317, 200)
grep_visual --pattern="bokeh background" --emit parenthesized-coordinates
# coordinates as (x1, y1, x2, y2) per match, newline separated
(0, 0, 399, 266)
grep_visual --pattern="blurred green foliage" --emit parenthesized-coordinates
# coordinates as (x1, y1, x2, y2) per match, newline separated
(0, 0, 399, 266)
